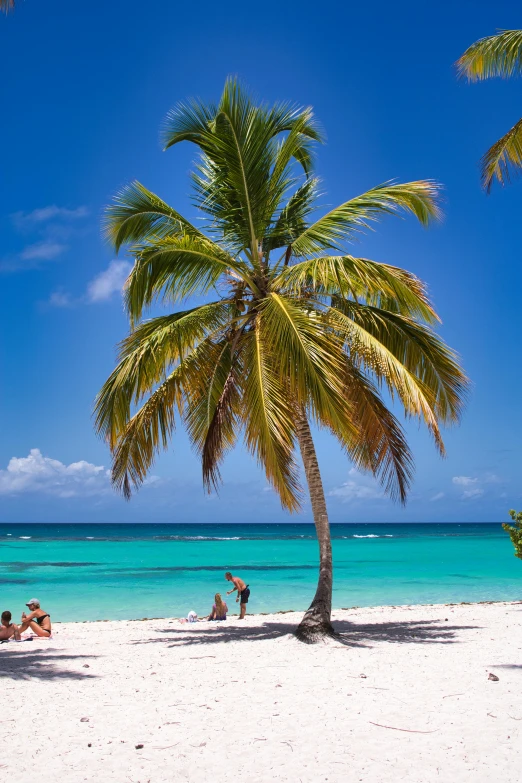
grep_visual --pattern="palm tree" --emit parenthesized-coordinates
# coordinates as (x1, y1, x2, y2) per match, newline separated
(94, 80, 467, 642)
(457, 29, 522, 191)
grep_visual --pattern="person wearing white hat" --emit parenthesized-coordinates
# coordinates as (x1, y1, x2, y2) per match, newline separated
(18, 598, 52, 637)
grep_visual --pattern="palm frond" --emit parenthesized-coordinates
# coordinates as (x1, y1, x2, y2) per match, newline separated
(480, 117, 522, 191)
(124, 235, 253, 322)
(290, 180, 442, 257)
(327, 303, 469, 453)
(330, 300, 467, 424)
(108, 335, 226, 498)
(94, 303, 229, 448)
(338, 363, 414, 503)
(161, 97, 218, 151)
(277, 255, 438, 324)
(181, 334, 243, 491)
(201, 359, 242, 492)
(242, 316, 301, 511)
(1, 0, 15, 13)
(104, 181, 207, 252)
(265, 178, 319, 255)
(457, 29, 522, 81)
(261, 295, 362, 458)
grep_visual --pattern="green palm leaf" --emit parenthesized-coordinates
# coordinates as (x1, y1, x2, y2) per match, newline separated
(104, 181, 207, 251)
(277, 255, 438, 324)
(457, 29, 522, 190)
(289, 180, 441, 257)
(337, 362, 414, 503)
(457, 29, 522, 81)
(480, 118, 522, 191)
(124, 235, 254, 322)
(241, 316, 301, 511)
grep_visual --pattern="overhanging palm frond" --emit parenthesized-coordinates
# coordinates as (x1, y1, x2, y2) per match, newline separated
(242, 316, 301, 511)
(182, 334, 243, 492)
(108, 336, 224, 497)
(201, 358, 242, 492)
(94, 303, 229, 448)
(328, 301, 467, 425)
(327, 304, 465, 453)
(457, 29, 522, 81)
(338, 363, 414, 503)
(1, 0, 15, 13)
(480, 118, 522, 191)
(457, 29, 522, 191)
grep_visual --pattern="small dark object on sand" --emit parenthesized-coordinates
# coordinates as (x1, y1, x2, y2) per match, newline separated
(135, 744, 144, 749)
(80, 717, 89, 723)
(488, 673, 499, 682)
(83, 664, 90, 668)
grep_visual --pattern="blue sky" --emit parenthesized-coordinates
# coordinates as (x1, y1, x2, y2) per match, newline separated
(0, 0, 520, 523)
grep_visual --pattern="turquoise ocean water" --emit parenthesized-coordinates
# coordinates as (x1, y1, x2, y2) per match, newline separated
(0, 523, 520, 622)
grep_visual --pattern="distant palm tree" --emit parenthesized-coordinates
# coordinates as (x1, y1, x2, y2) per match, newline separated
(457, 29, 522, 191)
(95, 80, 467, 642)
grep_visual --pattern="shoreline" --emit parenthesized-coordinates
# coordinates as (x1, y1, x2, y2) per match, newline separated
(34, 597, 520, 626)
(2, 601, 520, 781)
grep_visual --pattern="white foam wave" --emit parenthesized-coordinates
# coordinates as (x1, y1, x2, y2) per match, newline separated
(19, 536, 31, 539)
(353, 534, 379, 538)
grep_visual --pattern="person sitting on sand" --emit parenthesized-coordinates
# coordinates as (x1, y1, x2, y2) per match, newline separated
(0, 611, 21, 641)
(18, 598, 52, 637)
(225, 571, 250, 619)
(179, 610, 198, 624)
(208, 593, 228, 621)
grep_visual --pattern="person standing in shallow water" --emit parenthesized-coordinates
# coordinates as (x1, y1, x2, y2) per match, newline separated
(225, 572, 250, 619)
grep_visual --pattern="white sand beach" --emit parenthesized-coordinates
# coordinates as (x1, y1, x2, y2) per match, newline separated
(1, 602, 521, 782)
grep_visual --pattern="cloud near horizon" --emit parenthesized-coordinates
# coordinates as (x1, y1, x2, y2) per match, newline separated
(0, 449, 163, 500)
(0, 449, 111, 498)
(329, 468, 384, 503)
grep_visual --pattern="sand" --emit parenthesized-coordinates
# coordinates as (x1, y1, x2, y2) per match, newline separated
(1, 602, 521, 782)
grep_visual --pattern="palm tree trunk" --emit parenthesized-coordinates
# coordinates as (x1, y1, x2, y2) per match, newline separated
(295, 409, 335, 643)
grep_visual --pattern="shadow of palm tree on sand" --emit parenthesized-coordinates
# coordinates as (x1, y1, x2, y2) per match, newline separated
(0, 647, 98, 680)
(130, 618, 479, 649)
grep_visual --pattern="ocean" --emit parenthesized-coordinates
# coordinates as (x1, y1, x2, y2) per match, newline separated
(0, 523, 520, 622)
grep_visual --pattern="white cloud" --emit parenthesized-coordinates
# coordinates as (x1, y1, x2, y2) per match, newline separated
(0, 449, 110, 498)
(47, 290, 75, 308)
(484, 472, 503, 484)
(0, 449, 161, 499)
(12, 205, 88, 227)
(452, 476, 478, 487)
(430, 492, 445, 502)
(86, 261, 132, 303)
(20, 240, 67, 261)
(462, 488, 484, 500)
(330, 469, 384, 503)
